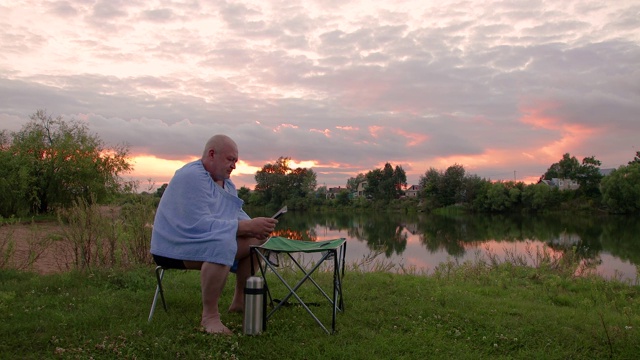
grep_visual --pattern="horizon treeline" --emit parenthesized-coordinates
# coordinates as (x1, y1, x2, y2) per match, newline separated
(1, 110, 639, 218)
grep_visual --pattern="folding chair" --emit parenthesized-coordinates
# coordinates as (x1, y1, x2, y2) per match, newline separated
(148, 265, 169, 322)
(251, 237, 347, 334)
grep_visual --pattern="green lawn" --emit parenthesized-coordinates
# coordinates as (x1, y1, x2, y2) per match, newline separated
(1, 262, 639, 359)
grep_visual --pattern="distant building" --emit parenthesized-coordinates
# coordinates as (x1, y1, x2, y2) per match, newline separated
(600, 168, 615, 176)
(353, 180, 368, 198)
(405, 185, 422, 197)
(326, 186, 343, 199)
(540, 178, 580, 190)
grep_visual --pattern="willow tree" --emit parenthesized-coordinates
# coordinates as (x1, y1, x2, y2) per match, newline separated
(0, 110, 132, 216)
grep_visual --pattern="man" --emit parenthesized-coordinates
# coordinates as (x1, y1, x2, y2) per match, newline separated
(150, 134, 277, 334)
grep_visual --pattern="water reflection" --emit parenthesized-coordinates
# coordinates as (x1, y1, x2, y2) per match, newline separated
(249, 209, 639, 283)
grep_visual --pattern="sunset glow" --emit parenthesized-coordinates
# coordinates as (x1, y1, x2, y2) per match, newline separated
(0, 1, 637, 189)
(131, 156, 191, 179)
(520, 102, 599, 162)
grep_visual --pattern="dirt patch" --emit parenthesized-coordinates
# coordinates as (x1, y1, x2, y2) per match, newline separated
(1, 221, 72, 274)
(1, 205, 124, 274)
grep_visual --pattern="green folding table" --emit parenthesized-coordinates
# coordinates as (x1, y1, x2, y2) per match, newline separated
(251, 236, 346, 334)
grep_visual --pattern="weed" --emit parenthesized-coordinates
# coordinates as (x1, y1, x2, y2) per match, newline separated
(0, 231, 15, 269)
(0, 218, 53, 271)
(57, 196, 108, 270)
(119, 200, 155, 265)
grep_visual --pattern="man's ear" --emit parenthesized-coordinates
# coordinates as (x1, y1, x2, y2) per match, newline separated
(208, 149, 215, 158)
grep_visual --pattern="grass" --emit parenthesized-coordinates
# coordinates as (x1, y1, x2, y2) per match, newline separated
(1, 259, 640, 360)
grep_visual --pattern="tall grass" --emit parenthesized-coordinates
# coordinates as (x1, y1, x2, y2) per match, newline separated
(0, 218, 53, 271)
(1, 195, 153, 272)
(0, 221, 16, 269)
(119, 201, 155, 265)
(58, 197, 110, 270)
(52, 196, 156, 271)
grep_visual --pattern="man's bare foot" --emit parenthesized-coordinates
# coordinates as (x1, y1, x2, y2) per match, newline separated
(201, 314, 233, 335)
(228, 303, 244, 313)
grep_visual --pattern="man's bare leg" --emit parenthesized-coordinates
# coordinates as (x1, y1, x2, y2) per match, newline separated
(188, 261, 233, 334)
(228, 236, 264, 313)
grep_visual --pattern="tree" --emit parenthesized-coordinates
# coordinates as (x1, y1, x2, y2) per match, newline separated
(601, 163, 640, 213)
(315, 185, 328, 198)
(542, 153, 603, 198)
(254, 156, 290, 205)
(237, 186, 251, 204)
(364, 168, 383, 200)
(462, 174, 488, 205)
(0, 110, 132, 216)
(0, 130, 34, 216)
(543, 153, 581, 180)
(393, 165, 407, 196)
(419, 167, 443, 209)
(155, 183, 168, 198)
(521, 182, 565, 211)
(346, 173, 366, 193)
(575, 155, 602, 197)
(441, 164, 465, 206)
(364, 163, 406, 201)
(253, 156, 317, 207)
(629, 151, 640, 165)
(287, 167, 317, 199)
(485, 182, 512, 211)
(336, 189, 351, 206)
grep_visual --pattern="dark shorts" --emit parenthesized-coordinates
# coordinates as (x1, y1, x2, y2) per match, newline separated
(152, 254, 238, 273)
(153, 254, 186, 269)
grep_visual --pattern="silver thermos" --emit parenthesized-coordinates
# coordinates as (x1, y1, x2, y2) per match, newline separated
(243, 276, 265, 335)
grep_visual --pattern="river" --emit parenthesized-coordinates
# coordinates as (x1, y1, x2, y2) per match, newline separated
(248, 209, 640, 284)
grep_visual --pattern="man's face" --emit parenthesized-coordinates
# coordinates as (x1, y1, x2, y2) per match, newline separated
(210, 140, 238, 182)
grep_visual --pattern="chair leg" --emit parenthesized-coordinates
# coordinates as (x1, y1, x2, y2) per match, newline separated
(148, 266, 166, 322)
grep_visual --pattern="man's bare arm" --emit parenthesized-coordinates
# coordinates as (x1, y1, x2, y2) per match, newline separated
(238, 217, 278, 240)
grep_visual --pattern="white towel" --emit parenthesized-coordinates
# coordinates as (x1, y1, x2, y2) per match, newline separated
(150, 160, 250, 266)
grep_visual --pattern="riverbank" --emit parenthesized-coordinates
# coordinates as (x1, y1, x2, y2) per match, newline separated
(2, 261, 639, 359)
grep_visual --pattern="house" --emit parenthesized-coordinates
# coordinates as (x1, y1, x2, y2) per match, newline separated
(326, 186, 343, 199)
(540, 178, 580, 190)
(600, 168, 615, 176)
(355, 180, 368, 197)
(353, 180, 368, 198)
(404, 185, 422, 197)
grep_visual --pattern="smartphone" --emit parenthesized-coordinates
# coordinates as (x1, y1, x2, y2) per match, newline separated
(271, 205, 287, 219)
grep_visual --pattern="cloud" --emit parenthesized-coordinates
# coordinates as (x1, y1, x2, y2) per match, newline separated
(1, 0, 639, 188)
(140, 8, 175, 22)
(47, 1, 78, 17)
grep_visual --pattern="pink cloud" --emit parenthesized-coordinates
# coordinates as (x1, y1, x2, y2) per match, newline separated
(520, 101, 598, 162)
(273, 123, 299, 132)
(368, 125, 384, 138)
(310, 128, 331, 137)
(394, 129, 429, 146)
(336, 125, 359, 131)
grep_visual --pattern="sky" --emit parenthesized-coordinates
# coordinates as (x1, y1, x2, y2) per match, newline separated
(1, 0, 639, 190)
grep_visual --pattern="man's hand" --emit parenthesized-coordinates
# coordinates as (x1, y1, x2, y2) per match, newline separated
(238, 217, 278, 240)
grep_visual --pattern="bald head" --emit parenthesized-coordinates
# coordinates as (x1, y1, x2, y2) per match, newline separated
(202, 134, 236, 159)
(201, 134, 239, 185)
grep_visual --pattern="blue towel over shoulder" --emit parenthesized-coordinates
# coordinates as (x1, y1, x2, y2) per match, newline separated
(150, 160, 250, 267)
